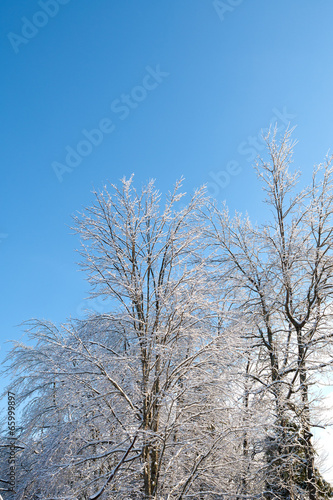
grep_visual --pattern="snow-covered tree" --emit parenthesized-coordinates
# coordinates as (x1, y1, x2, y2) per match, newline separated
(204, 129, 333, 499)
(1, 177, 240, 499)
(2, 133, 333, 499)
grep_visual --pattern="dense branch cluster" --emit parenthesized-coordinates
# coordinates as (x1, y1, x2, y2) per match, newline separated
(2, 131, 333, 499)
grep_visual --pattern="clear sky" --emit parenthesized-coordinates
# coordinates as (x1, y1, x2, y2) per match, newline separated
(1, 0, 333, 479)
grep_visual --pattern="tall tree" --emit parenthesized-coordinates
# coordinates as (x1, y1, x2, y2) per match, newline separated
(1, 177, 239, 499)
(204, 129, 333, 499)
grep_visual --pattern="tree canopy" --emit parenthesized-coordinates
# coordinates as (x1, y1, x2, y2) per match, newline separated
(2, 131, 333, 499)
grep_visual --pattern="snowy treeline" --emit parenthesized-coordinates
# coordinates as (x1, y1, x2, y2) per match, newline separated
(2, 130, 333, 499)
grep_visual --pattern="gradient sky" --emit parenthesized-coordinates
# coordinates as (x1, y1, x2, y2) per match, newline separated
(1, 0, 333, 480)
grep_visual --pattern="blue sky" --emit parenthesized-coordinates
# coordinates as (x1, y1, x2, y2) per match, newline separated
(1, 0, 333, 475)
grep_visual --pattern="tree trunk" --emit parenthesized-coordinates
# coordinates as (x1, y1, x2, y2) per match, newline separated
(297, 328, 316, 500)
